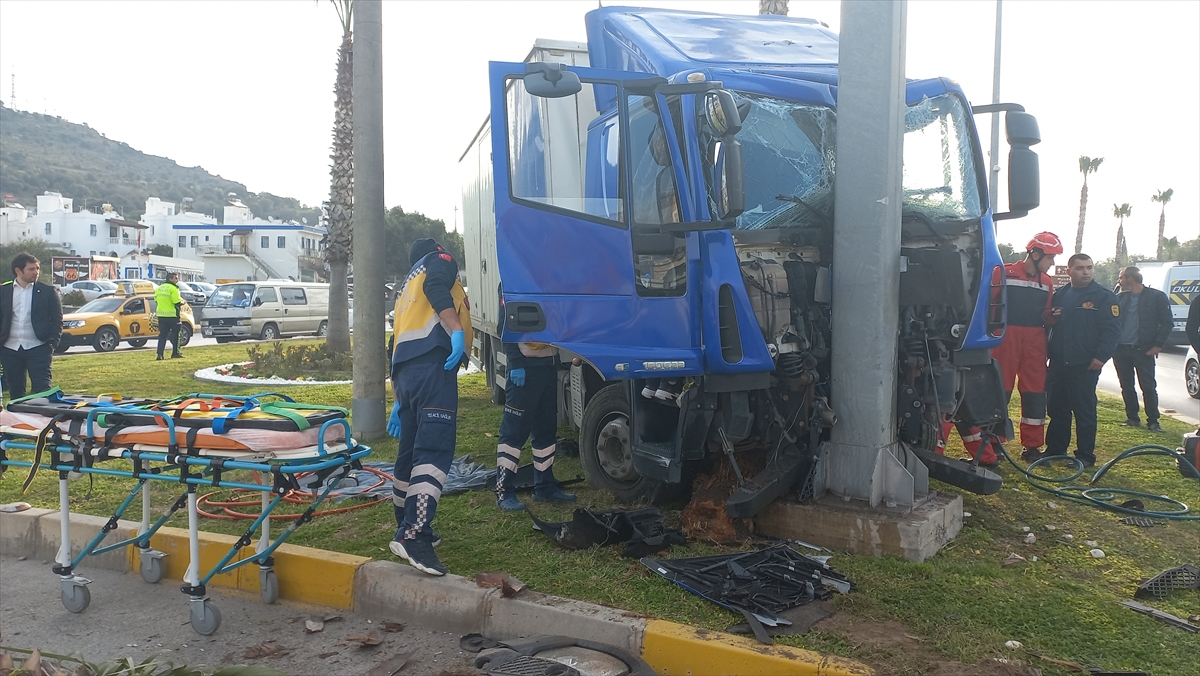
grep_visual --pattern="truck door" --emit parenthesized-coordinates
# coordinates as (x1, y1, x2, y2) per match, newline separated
(488, 61, 711, 380)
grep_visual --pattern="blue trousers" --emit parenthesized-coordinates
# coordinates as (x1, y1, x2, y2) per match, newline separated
(391, 359, 457, 541)
(495, 363, 558, 495)
(1045, 362, 1100, 462)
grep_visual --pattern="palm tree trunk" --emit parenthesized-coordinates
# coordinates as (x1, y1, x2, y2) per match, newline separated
(324, 32, 354, 354)
(1156, 207, 1166, 260)
(327, 259, 351, 351)
(1075, 178, 1088, 254)
(1116, 219, 1127, 265)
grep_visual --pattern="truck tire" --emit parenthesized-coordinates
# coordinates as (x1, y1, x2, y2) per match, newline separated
(580, 384, 666, 504)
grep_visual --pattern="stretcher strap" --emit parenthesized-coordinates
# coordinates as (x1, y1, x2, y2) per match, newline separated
(9, 386, 68, 406)
(22, 413, 68, 493)
(257, 404, 310, 431)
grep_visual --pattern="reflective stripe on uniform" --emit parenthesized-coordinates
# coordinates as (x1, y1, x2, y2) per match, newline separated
(1006, 278, 1050, 291)
(532, 444, 555, 471)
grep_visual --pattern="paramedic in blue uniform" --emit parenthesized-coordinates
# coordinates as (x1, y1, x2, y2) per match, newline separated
(493, 311, 576, 511)
(1044, 253, 1121, 468)
(385, 238, 472, 576)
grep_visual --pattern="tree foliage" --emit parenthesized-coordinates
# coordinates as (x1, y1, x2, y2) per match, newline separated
(383, 206, 464, 281)
(997, 241, 1022, 264)
(0, 238, 66, 284)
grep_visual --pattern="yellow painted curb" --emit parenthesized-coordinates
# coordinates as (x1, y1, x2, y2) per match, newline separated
(641, 620, 874, 676)
(133, 526, 370, 610)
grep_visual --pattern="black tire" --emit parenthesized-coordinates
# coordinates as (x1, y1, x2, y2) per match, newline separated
(128, 338, 148, 348)
(93, 326, 119, 353)
(316, 320, 328, 337)
(260, 323, 279, 341)
(179, 323, 193, 346)
(579, 384, 666, 504)
(1186, 359, 1200, 400)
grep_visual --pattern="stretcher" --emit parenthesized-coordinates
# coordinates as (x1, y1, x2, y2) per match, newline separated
(0, 389, 371, 636)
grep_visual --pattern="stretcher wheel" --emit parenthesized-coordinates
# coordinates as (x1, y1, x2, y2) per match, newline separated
(61, 584, 90, 613)
(260, 569, 279, 605)
(190, 600, 222, 635)
(141, 556, 164, 584)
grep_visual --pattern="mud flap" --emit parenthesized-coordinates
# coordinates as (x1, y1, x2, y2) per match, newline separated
(725, 445, 811, 518)
(909, 446, 1002, 495)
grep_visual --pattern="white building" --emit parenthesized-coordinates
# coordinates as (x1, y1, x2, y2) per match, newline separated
(1, 192, 160, 257)
(118, 251, 205, 282)
(0, 202, 30, 246)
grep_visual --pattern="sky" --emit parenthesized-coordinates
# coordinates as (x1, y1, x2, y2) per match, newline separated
(0, 0, 1196, 259)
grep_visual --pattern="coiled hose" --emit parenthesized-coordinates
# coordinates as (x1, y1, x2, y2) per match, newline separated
(998, 443, 1200, 520)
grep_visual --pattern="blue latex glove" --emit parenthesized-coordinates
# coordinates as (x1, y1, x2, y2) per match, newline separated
(509, 367, 526, 387)
(444, 330, 466, 371)
(387, 401, 402, 438)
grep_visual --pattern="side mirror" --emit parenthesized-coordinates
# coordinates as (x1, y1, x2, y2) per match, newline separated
(1002, 111, 1041, 219)
(253, 297, 263, 307)
(712, 139, 745, 221)
(704, 90, 742, 137)
(523, 62, 581, 99)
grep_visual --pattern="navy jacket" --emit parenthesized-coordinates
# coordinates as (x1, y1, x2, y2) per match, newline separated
(0, 280, 63, 348)
(1116, 286, 1173, 351)
(1047, 281, 1121, 367)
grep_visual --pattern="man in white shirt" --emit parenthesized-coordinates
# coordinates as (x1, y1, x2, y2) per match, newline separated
(0, 253, 63, 400)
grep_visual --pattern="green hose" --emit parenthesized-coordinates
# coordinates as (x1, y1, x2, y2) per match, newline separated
(998, 443, 1200, 520)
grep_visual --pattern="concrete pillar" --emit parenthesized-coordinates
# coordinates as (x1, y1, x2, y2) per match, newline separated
(351, 0, 386, 438)
(825, 0, 908, 505)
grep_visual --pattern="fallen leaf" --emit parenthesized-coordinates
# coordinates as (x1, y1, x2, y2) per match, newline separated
(0, 653, 11, 670)
(903, 633, 924, 641)
(475, 572, 527, 597)
(244, 641, 289, 659)
(345, 629, 384, 647)
(305, 617, 325, 633)
(21, 649, 40, 674)
(485, 432, 493, 437)
(1002, 553, 1028, 567)
(367, 649, 417, 676)
(382, 621, 406, 633)
(317, 652, 338, 659)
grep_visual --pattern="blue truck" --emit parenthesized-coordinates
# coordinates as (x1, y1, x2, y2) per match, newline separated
(461, 7, 1040, 516)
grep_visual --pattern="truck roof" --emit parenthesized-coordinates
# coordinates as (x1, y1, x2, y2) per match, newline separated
(585, 6, 838, 76)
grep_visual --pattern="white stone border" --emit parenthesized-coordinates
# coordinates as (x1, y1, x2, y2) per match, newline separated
(193, 362, 352, 386)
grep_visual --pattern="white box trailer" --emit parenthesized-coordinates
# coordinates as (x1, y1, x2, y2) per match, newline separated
(460, 39, 592, 403)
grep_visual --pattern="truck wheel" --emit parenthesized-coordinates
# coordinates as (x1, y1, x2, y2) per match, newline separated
(260, 323, 279, 341)
(93, 327, 119, 352)
(580, 384, 665, 504)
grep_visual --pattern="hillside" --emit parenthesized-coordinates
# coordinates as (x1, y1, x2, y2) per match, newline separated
(0, 102, 322, 224)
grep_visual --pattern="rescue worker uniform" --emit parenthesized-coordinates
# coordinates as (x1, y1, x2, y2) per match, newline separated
(494, 326, 575, 511)
(1045, 280, 1120, 466)
(154, 279, 184, 360)
(994, 260, 1054, 449)
(388, 238, 472, 575)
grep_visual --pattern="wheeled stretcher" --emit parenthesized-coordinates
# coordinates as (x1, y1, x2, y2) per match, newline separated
(0, 389, 372, 635)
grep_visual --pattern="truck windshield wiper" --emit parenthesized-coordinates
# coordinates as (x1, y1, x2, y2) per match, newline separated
(775, 194, 832, 227)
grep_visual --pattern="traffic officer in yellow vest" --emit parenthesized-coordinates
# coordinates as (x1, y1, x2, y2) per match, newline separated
(154, 273, 184, 360)
(386, 238, 472, 576)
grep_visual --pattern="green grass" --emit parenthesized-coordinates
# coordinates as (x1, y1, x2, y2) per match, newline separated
(3, 342, 1199, 675)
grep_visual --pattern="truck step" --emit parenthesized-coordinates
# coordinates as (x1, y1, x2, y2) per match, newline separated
(725, 449, 810, 519)
(908, 447, 1002, 495)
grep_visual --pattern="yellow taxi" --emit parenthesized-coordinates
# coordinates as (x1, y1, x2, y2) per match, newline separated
(58, 292, 195, 353)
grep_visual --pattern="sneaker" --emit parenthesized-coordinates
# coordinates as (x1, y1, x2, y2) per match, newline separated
(1120, 419, 1141, 427)
(431, 531, 442, 548)
(496, 494, 526, 512)
(1147, 421, 1163, 433)
(389, 537, 446, 576)
(1020, 447, 1044, 463)
(533, 486, 577, 503)
(654, 380, 681, 401)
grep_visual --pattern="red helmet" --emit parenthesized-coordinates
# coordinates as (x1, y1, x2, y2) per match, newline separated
(1026, 232, 1064, 255)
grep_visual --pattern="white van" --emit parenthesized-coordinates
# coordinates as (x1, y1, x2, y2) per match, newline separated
(201, 281, 331, 342)
(1138, 261, 1199, 345)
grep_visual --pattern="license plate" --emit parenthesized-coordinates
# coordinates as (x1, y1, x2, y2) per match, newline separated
(202, 327, 213, 337)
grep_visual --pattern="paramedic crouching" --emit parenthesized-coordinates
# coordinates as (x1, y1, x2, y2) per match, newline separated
(386, 238, 472, 576)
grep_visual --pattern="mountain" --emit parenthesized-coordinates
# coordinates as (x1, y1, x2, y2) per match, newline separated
(0, 102, 322, 224)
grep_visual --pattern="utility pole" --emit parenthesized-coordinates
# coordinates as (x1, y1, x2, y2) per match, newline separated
(351, 0, 386, 438)
(825, 0, 912, 506)
(988, 0, 1003, 212)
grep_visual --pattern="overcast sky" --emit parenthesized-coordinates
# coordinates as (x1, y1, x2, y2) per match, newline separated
(0, 0, 1196, 259)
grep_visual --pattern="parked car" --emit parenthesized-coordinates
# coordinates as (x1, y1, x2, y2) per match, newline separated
(177, 281, 211, 306)
(58, 293, 196, 353)
(62, 280, 119, 302)
(1186, 346, 1199, 400)
(190, 281, 217, 297)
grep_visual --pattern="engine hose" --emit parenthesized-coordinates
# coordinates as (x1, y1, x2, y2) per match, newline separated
(997, 443, 1200, 520)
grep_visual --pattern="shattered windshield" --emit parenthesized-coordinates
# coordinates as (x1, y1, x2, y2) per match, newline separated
(902, 94, 983, 221)
(733, 95, 835, 231)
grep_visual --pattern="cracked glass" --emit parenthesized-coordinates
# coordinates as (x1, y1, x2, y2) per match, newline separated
(902, 94, 983, 221)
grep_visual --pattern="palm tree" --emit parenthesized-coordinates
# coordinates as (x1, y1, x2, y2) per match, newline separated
(1075, 156, 1104, 254)
(759, 0, 789, 15)
(1113, 202, 1131, 265)
(324, 0, 354, 353)
(1151, 188, 1173, 260)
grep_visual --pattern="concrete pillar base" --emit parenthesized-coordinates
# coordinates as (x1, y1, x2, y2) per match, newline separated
(755, 491, 963, 562)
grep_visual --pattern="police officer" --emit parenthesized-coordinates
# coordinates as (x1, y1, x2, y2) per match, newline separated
(1043, 253, 1121, 468)
(493, 313, 576, 511)
(386, 238, 472, 576)
(154, 273, 184, 360)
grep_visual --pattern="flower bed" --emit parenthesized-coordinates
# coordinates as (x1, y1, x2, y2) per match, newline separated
(194, 361, 352, 386)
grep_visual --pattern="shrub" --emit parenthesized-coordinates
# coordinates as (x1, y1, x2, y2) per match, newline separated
(244, 342, 353, 379)
(61, 290, 87, 306)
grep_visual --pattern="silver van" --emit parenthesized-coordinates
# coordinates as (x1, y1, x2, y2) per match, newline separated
(201, 281, 331, 342)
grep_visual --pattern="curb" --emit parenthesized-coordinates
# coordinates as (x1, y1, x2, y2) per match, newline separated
(0, 509, 873, 675)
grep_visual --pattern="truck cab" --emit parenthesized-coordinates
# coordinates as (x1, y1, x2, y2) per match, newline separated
(464, 7, 1040, 514)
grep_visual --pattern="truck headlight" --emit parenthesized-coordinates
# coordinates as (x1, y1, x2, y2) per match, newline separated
(63, 320, 86, 329)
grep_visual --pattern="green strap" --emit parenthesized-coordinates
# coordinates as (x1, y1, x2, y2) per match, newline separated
(257, 404, 310, 431)
(8, 386, 63, 406)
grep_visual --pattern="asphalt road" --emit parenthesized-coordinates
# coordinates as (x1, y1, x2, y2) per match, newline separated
(1097, 345, 1200, 425)
(0, 554, 475, 675)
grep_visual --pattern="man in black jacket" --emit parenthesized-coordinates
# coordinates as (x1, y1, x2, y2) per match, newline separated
(1043, 253, 1121, 468)
(1113, 266, 1174, 432)
(0, 253, 63, 400)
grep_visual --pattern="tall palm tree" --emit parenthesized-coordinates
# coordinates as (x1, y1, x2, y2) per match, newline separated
(1151, 188, 1173, 260)
(324, 0, 354, 353)
(1075, 156, 1104, 254)
(1112, 202, 1131, 265)
(759, 0, 789, 15)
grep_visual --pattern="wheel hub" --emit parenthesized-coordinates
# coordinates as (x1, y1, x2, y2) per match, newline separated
(596, 416, 635, 481)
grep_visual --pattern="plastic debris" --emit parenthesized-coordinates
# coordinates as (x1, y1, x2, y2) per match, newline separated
(530, 507, 685, 558)
(1135, 564, 1200, 600)
(1046, 501, 1059, 509)
(1090, 549, 1106, 558)
(1043, 524, 1057, 531)
(1084, 540, 1099, 547)
(1004, 640, 1023, 649)
(1031, 556, 1038, 562)
(1021, 526, 1031, 532)
(1023, 533, 1037, 544)
(963, 512, 972, 517)
(1062, 534, 1074, 541)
